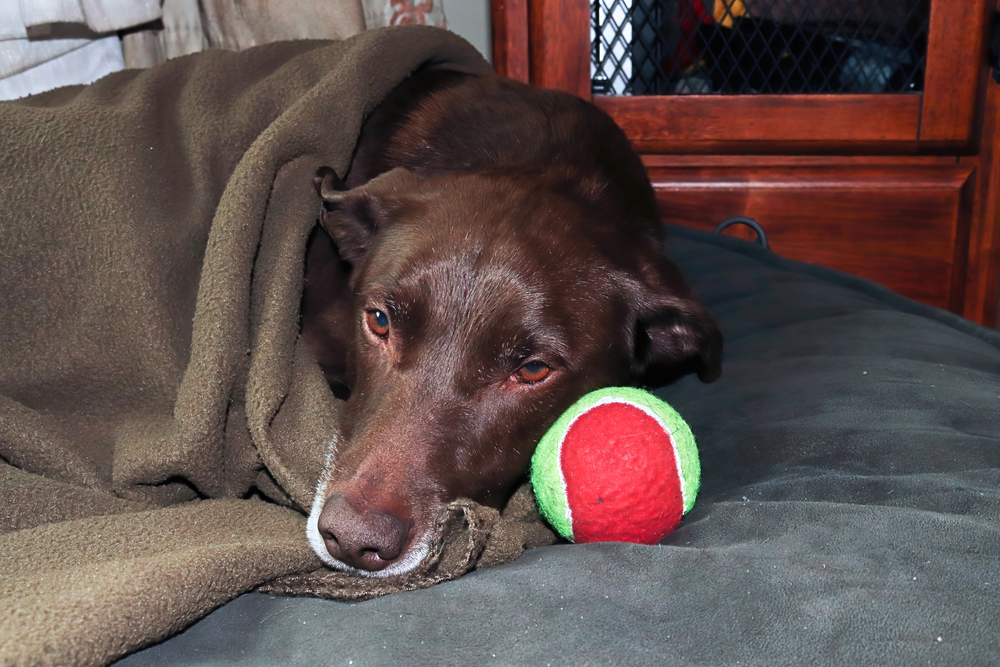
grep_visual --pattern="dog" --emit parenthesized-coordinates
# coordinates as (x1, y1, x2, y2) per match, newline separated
(300, 66, 722, 577)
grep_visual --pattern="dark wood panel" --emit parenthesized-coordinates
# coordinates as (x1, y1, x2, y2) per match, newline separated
(920, 0, 989, 144)
(491, 0, 529, 82)
(648, 165, 975, 311)
(597, 95, 922, 153)
(643, 155, 960, 168)
(528, 0, 590, 97)
(963, 70, 1000, 326)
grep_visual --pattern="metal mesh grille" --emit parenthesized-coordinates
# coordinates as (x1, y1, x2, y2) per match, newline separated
(592, 0, 929, 95)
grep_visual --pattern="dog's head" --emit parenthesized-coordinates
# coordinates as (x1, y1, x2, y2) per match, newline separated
(305, 167, 720, 576)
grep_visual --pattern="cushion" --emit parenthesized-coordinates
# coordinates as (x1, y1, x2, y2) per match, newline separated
(119, 224, 1000, 666)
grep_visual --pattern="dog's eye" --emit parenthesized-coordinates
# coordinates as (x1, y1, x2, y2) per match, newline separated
(515, 361, 551, 384)
(365, 309, 390, 338)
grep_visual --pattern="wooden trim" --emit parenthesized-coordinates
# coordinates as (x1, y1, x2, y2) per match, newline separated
(919, 0, 989, 144)
(950, 163, 976, 314)
(642, 155, 960, 169)
(645, 165, 974, 196)
(963, 84, 1000, 326)
(491, 0, 529, 82)
(597, 95, 922, 153)
(528, 0, 590, 97)
(646, 162, 975, 311)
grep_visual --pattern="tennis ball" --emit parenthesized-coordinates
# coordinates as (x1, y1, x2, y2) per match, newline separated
(530, 387, 699, 544)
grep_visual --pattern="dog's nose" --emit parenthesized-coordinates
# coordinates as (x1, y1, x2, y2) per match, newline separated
(317, 494, 412, 572)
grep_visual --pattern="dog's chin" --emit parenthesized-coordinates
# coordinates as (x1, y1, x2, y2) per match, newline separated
(305, 490, 431, 579)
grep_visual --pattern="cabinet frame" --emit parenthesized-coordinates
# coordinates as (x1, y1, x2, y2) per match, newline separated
(495, 0, 989, 151)
(491, 0, 1000, 327)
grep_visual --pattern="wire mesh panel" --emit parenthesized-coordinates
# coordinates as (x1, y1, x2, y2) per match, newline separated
(592, 0, 929, 95)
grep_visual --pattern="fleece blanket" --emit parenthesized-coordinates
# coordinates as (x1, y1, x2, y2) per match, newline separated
(118, 226, 1000, 667)
(0, 27, 556, 667)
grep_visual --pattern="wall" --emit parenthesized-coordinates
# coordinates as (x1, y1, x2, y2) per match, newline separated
(442, 0, 491, 62)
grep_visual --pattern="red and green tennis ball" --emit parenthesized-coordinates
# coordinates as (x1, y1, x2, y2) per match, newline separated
(530, 387, 699, 544)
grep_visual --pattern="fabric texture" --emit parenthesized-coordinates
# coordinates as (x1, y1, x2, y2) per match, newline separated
(120, 226, 1000, 667)
(0, 35, 125, 100)
(0, 27, 555, 667)
(122, 0, 366, 68)
(0, 0, 159, 98)
(120, 0, 438, 70)
(16, 0, 161, 34)
(0, 0, 367, 100)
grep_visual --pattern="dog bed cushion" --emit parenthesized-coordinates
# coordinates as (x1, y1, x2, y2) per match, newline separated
(119, 225, 1000, 666)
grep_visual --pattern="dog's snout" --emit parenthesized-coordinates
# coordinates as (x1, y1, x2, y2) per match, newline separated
(317, 494, 412, 572)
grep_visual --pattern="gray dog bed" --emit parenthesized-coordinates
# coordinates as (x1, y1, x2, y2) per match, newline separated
(118, 224, 1000, 666)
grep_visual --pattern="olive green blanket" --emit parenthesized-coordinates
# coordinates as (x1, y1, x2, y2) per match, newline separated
(0, 27, 552, 667)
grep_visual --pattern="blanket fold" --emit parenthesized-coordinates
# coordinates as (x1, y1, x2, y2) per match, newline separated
(0, 26, 552, 667)
(261, 485, 557, 601)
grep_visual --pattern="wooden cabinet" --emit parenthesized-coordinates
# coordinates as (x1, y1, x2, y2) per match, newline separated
(492, 0, 1000, 328)
(646, 156, 975, 311)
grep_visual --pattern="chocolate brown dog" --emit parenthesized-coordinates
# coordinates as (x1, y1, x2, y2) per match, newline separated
(301, 66, 721, 576)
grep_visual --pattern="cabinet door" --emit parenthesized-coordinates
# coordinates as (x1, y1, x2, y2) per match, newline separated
(647, 157, 975, 310)
(498, 0, 988, 151)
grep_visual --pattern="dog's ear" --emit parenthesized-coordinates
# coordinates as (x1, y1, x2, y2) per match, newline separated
(313, 167, 391, 265)
(314, 166, 345, 199)
(629, 255, 722, 385)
